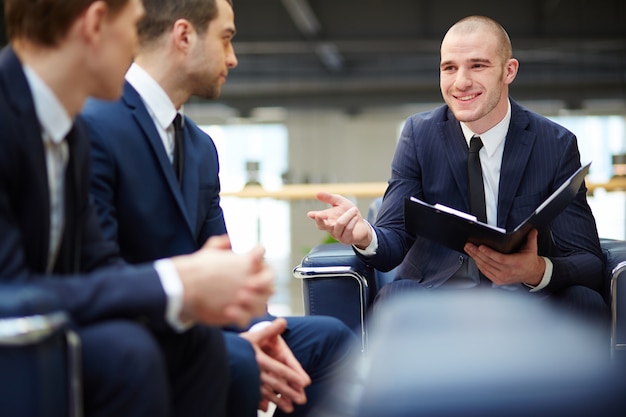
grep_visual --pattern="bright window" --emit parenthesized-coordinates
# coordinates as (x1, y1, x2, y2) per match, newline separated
(549, 115, 626, 240)
(201, 124, 293, 315)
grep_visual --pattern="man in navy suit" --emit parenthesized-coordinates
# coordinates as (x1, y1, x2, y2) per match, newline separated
(308, 15, 608, 321)
(0, 1, 276, 416)
(80, 0, 356, 416)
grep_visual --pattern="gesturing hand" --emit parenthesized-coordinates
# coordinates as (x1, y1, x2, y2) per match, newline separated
(307, 192, 372, 249)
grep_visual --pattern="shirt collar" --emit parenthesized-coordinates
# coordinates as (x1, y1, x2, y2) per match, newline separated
(460, 99, 511, 157)
(23, 65, 72, 144)
(125, 62, 182, 129)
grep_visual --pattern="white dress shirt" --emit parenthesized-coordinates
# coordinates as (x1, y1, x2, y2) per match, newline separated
(23, 66, 71, 273)
(125, 63, 181, 162)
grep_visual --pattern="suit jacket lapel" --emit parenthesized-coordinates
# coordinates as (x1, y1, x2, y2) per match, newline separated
(439, 109, 470, 211)
(0, 46, 51, 271)
(497, 101, 535, 228)
(121, 83, 195, 234)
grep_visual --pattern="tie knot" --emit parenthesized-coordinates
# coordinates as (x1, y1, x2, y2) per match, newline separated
(469, 136, 483, 153)
(173, 113, 183, 130)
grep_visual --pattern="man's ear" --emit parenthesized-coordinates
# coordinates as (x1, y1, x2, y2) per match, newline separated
(172, 19, 197, 52)
(504, 58, 519, 85)
(79, 0, 109, 45)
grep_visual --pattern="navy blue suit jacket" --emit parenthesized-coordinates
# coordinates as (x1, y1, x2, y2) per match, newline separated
(0, 47, 167, 325)
(365, 100, 605, 295)
(81, 82, 226, 263)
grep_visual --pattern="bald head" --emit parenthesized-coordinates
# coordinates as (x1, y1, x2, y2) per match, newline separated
(443, 16, 512, 65)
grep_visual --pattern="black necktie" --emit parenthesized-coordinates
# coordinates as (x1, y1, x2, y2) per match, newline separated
(468, 136, 491, 286)
(468, 136, 487, 223)
(173, 113, 184, 183)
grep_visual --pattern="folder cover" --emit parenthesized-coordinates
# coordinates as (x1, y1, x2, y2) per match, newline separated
(403, 163, 591, 254)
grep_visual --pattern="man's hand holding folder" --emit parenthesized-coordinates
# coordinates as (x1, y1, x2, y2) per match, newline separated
(403, 163, 591, 255)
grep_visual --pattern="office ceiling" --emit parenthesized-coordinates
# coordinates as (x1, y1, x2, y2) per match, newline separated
(1, 1, 625, 115)
(217, 0, 626, 115)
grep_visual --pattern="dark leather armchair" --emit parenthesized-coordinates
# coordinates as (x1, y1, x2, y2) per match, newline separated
(293, 199, 626, 361)
(0, 285, 82, 417)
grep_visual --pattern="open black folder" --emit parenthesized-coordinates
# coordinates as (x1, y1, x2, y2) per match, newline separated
(403, 163, 591, 254)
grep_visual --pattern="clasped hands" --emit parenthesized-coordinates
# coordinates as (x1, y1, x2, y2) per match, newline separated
(172, 234, 310, 413)
(240, 318, 311, 413)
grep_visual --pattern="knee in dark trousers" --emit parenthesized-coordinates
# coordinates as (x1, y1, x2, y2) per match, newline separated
(546, 285, 611, 345)
(224, 331, 261, 417)
(80, 320, 169, 417)
(548, 285, 610, 323)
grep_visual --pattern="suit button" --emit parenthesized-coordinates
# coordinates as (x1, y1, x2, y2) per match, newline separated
(458, 256, 464, 264)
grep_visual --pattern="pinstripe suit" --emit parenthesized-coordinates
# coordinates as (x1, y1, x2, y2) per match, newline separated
(363, 99, 605, 299)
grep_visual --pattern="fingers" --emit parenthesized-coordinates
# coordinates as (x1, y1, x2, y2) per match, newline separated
(258, 398, 270, 413)
(223, 260, 275, 327)
(335, 207, 360, 240)
(203, 234, 232, 250)
(224, 304, 250, 328)
(256, 352, 308, 412)
(245, 318, 287, 344)
(276, 345, 310, 385)
(522, 228, 539, 252)
(260, 385, 294, 413)
(315, 191, 347, 206)
(307, 192, 354, 222)
(247, 245, 266, 264)
(231, 288, 273, 326)
(464, 229, 543, 286)
(258, 337, 311, 389)
(259, 368, 307, 407)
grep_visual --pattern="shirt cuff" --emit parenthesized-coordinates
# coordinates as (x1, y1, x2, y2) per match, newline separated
(154, 258, 194, 332)
(352, 221, 378, 256)
(526, 257, 553, 292)
(248, 321, 273, 333)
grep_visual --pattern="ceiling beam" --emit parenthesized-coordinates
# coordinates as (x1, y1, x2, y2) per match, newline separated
(280, 0, 346, 72)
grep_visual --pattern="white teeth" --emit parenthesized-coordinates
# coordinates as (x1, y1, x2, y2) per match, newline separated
(459, 94, 477, 101)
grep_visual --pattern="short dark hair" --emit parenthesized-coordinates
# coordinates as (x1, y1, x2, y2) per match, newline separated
(447, 16, 512, 64)
(4, 0, 130, 46)
(138, 0, 232, 46)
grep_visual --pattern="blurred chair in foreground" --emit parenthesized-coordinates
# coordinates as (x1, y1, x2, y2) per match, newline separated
(311, 290, 625, 417)
(0, 285, 81, 417)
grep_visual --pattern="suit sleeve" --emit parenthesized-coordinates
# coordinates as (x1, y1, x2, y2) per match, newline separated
(0, 120, 168, 327)
(194, 128, 228, 244)
(0, 175, 168, 328)
(540, 134, 605, 295)
(80, 113, 123, 245)
(356, 115, 423, 271)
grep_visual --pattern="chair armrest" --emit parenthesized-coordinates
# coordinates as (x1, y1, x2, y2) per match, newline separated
(0, 285, 81, 417)
(600, 239, 626, 358)
(610, 262, 626, 357)
(293, 243, 375, 351)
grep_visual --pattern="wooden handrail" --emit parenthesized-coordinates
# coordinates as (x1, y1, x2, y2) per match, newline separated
(220, 178, 626, 200)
